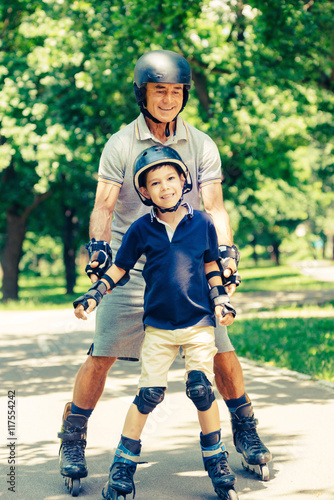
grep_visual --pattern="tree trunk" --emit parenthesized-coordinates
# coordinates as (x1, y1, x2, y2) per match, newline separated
(270, 241, 280, 266)
(1, 192, 52, 302)
(252, 235, 258, 264)
(63, 207, 77, 294)
(1, 213, 27, 301)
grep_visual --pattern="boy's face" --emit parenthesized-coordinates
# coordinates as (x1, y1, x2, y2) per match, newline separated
(139, 165, 185, 210)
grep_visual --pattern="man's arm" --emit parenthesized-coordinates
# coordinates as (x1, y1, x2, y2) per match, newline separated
(87, 181, 121, 283)
(201, 182, 233, 246)
(89, 181, 121, 240)
(201, 182, 238, 296)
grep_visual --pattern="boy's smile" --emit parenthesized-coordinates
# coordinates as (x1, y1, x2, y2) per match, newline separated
(139, 165, 185, 210)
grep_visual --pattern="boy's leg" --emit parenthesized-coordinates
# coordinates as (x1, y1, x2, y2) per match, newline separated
(104, 326, 175, 499)
(181, 326, 236, 493)
(58, 270, 146, 480)
(103, 434, 142, 499)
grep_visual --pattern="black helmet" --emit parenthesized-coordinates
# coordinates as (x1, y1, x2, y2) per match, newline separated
(133, 145, 192, 208)
(133, 50, 191, 113)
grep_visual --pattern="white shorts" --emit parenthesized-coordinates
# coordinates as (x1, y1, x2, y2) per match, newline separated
(90, 269, 234, 360)
(138, 325, 218, 387)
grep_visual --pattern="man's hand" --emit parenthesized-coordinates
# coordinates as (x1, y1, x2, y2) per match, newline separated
(217, 245, 241, 297)
(74, 299, 97, 320)
(85, 248, 112, 281)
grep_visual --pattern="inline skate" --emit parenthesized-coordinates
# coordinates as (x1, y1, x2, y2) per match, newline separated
(231, 399, 272, 481)
(102, 436, 141, 499)
(58, 402, 88, 496)
(201, 430, 239, 500)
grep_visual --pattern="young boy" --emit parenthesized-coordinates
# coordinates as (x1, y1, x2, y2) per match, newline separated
(73, 146, 238, 500)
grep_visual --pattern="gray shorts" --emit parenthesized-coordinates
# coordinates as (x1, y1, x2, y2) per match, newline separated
(90, 269, 235, 360)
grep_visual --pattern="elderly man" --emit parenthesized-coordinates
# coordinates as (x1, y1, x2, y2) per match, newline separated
(58, 49, 271, 497)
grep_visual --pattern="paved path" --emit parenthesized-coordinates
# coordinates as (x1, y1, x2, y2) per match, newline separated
(1, 308, 333, 500)
(233, 260, 334, 315)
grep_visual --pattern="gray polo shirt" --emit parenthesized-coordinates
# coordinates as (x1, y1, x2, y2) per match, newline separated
(98, 113, 222, 259)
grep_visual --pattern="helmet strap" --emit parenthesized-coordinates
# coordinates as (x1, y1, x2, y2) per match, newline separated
(141, 106, 177, 138)
(153, 194, 184, 214)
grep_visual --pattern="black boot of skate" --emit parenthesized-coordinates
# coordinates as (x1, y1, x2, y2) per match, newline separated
(231, 397, 271, 481)
(58, 402, 88, 495)
(102, 436, 142, 499)
(201, 430, 238, 499)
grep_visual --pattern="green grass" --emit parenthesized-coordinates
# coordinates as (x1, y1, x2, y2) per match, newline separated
(229, 312, 334, 382)
(239, 263, 334, 293)
(0, 274, 89, 310)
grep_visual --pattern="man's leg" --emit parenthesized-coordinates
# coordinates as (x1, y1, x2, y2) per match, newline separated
(72, 355, 116, 409)
(213, 351, 245, 400)
(213, 350, 272, 480)
(58, 356, 116, 485)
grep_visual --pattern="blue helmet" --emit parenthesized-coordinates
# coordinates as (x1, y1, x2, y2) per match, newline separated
(133, 146, 192, 208)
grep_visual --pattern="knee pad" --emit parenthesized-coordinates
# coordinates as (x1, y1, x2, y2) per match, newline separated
(133, 387, 165, 415)
(186, 370, 215, 411)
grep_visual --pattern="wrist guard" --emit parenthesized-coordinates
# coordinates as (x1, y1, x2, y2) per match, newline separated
(223, 270, 241, 287)
(218, 244, 240, 271)
(85, 238, 113, 279)
(85, 238, 112, 260)
(209, 285, 236, 318)
(217, 244, 241, 287)
(73, 280, 108, 311)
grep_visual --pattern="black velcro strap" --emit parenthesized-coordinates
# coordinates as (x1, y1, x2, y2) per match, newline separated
(218, 244, 240, 264)
(73, 280, 108, 310)
(57, 431, 86, 441)
(101, 274, 116, 290)
(209, 286, 236, 317)
(209, 285, 229, 306)
(85, 238, 112, 260)
(223, 271, 241, 287)
(206, 271, 221, 281)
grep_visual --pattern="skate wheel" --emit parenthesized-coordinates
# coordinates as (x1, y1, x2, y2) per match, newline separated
(111, 488, 125, 499)
(102, 487, 125, 500)
(65, 477, 80, 496)
(260, 464, 270, 481)
(215, 487, 238, 500)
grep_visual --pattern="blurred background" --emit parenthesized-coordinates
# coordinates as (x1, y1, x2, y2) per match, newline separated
(1, 1, 333, 305)
(0, 0, 333, 390)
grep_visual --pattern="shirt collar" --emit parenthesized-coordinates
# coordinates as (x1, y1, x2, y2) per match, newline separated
(136, 113, 189, 144)
(150, 203, 193, 222)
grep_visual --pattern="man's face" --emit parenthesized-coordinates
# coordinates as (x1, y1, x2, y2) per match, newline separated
(145, 82, 183, 123)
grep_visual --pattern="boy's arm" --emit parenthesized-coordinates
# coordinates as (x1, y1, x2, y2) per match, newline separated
(205, 261, 236, 327)
(74, 264, 126, 320)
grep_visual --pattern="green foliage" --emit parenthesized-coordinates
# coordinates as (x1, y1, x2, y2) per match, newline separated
(20, 232, 65, 277)
(239, 262, 334, 292)
(1, 0, 334, 298)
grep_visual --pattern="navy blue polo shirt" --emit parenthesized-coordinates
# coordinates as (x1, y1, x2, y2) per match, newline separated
(114, 206, 219, 330)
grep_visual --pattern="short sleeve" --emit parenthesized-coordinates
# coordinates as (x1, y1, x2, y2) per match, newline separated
(203, 216, 219, 263)
(98, 134, 127, 187)
(114, 221, 145, 270)
(198, 135, 222, 189)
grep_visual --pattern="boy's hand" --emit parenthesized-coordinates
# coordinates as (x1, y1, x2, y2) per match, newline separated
(215, 305, 235, 326)
(73, 280, 108, 319)
(74, 299, 97, 320)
